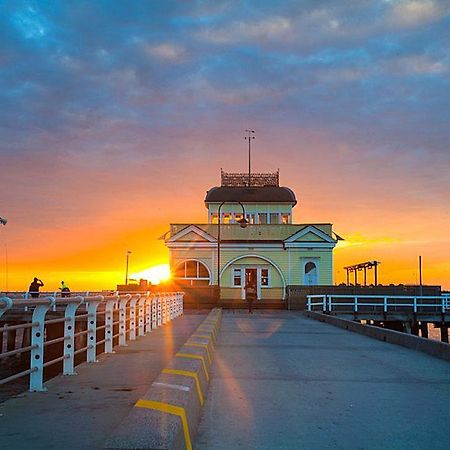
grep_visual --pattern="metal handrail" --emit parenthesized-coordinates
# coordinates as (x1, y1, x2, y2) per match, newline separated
(0, 292, 185, 391)
(307, 294, 449, 314)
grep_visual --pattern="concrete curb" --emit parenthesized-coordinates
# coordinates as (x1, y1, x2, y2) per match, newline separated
(304, 311, 450, 362)
(103, 308, 222, 450)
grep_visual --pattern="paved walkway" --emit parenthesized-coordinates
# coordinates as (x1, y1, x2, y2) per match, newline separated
(0, 312, 206, 450)
(195, 311, 450, 450)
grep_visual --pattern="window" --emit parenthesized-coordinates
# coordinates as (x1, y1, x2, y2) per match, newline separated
(222, 213, 232, 224)
(175, 261, 210, 284)
(270, 213, 279, 224)
(234, 213, 244, 223)
(246, 213, 256, 224)
(211, 213, 218, 224)
(258, 213, 268, 224)
(281, 213, 290, 224)
(261, 268, 269, 286)
(233, 268, 242, 286)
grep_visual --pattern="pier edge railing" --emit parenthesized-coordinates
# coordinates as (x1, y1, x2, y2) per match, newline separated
(0, 292, 184, 392)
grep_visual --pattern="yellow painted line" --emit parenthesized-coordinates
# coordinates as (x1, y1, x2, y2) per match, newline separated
(190, 334, 215, 349)
(176, 353, 209, 381)
(198, 327, 216, 342)
(135, 399, 192, 450)
(185, 342, 211, 364)
(162, 368, 204, 405)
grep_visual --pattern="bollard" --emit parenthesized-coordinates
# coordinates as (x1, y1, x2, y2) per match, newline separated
(145, 294, 153, 334)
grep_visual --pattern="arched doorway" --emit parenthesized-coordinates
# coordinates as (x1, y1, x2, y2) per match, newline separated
(303, 261, 318, 285)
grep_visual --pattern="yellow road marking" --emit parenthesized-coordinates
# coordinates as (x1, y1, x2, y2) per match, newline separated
(176, 353, 209, 381)
(198, 327, 216, 342)
(185, 342, 211, 363)
(135, 399, 192, 450)
(162, 368, 204, 405)
(190, 334, 215, 348)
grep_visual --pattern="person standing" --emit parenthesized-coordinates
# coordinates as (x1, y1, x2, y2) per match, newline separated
(245, 280, 257, 314)
(28, 277, 44, 298)
(60, 280, 70, 297)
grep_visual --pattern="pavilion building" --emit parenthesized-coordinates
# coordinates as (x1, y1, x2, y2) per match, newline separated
(165, 170, 341, 305)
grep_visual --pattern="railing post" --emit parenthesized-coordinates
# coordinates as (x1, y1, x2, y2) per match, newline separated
(119, 295, 131, 347)
(152, 295, 158, 329)
(327, 295, 332, 313)
(128, 294, 140, 341)
(137, 296, 146, 336)
(145, 294, 152, 333)
(354, 297, 358, 313)
(322, 295, 326, 312)
(104, 296, 118, 353)
(413, 297, 417, 313)
(0, 297, 13, 319)
(383, 297, 388, 313)
(157, 294, 162, 326)
(86, 296, 103, 363)
(63, 297, 83, 375)
(30, 297, 55, 392)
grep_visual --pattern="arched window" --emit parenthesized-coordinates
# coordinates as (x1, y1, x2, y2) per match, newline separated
(303, 261, 318, 286)
(175, 260, 210, 286)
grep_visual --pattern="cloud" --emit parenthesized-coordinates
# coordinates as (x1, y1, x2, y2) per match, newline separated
(389, 0, 449, 27)
(144, 42, 186, 62)
(198, 16, 292, 44)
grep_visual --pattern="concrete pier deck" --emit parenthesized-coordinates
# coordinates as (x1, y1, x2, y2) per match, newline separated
(0, 312, 207, 450)
(195, 311, 450, 450)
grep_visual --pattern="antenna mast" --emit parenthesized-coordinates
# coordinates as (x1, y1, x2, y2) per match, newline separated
(244, 129, 255, 186)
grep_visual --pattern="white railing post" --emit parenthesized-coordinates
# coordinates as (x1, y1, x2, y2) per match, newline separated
(86, 296, 103, 363)
(413, 297, 417, 313)
(322, 295, 326, 312)
(0, 296, 13, 319)
(62, 297, 83, 375)
(145, 294, 152, 333)
(157, 294, 162, 326)
(104, 296, 118, 354)
(30, 297, 55, 392)
(128, 294, 140, 341)
(137, 296, 146, 336)
(119, 295, 131, 347)
(354, 297, 358, 313)
(152, 295, 158, 328)
(327, 295, 332, 313)
(383, 297, 388, 313)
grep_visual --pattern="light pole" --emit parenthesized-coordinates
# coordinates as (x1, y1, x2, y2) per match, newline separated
(125, 251, 132, 285)
(217, 202, 248, 297)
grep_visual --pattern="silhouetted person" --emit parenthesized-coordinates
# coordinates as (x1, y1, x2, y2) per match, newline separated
(60, 280, 70, 297)
(245, 280, 257, 314)
(29, 277, 44, 298)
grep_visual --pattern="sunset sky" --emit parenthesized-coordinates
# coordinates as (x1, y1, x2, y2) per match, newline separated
(1, 1, 449, 291)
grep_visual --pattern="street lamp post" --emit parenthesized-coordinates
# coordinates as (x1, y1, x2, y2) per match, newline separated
(125, 251, 132, 285)
(217, 202, 248, 298)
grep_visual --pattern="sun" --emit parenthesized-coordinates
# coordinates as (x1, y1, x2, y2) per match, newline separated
(131, 263, 171, 285)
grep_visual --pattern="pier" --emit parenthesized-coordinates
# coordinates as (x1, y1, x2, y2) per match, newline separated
(1, 298, 450, 449)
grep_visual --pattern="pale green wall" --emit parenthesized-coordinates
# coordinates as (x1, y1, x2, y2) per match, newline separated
(169, 246, 334, 286)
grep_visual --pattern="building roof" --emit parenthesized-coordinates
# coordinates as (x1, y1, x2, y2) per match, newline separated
(205, 186, 297, 205)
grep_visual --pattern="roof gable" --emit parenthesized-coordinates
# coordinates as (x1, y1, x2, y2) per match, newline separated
(284, 225, 336, 244)
(167, 224, 216, 243)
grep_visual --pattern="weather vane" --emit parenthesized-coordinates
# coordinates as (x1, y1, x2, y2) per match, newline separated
(244, 129, 255, 186)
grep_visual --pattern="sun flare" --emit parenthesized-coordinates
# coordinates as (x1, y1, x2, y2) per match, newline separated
(131, 263, 171, 285)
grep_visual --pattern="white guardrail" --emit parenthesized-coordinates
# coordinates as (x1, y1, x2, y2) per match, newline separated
(307, 294, 450, 314)
(0, 292, 184, 392)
